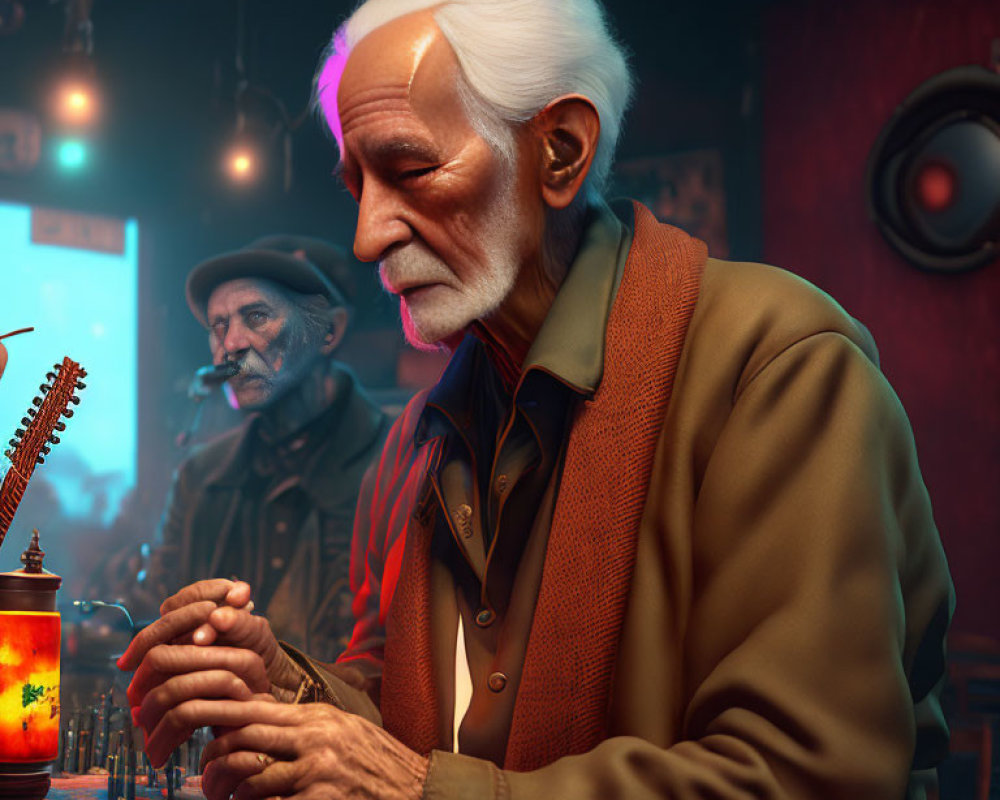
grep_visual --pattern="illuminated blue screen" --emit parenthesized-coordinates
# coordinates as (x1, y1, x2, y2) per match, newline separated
(0, 201, 138, 543)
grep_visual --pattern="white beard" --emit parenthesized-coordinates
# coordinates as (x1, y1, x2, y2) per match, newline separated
(378, 168, 520, 350)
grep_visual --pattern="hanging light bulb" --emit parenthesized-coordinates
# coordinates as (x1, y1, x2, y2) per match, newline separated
(53, 81, 98, 127)
(224, 140, 260, 184)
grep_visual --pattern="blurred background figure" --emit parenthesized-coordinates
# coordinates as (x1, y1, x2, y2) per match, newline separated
(109, 236, 389, 661)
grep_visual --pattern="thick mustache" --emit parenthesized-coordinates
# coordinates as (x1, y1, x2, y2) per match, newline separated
(227, 351, 271, 380)
(379, 243, 453, 294)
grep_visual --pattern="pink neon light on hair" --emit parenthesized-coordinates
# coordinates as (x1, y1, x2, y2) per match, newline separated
(316, 28, 351, 149)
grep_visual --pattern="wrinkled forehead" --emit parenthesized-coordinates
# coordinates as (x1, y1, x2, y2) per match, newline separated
(320, 11, 468, 148)
(206, 277, 291, 317)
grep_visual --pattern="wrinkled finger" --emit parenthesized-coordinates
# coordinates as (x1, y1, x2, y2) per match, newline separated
(167, 625, 219, 647)
(202, 751, 275, 800)
(168, 629, 205, 647)
(209, 604, 265, 639)
(145, 699, 292, 768)
(174, 600, 259, 648)
(209, 607, 284, 670)
(127, 645, 270, 709)
(117, 600, 218, 670)
(198, 697, 280, 769)
(225, 581, 253, 609)
(235, 759, 303, 800)
(136, 669, 255, 735)
(193, 622, 218, 646)
(159, 579, 237, 615)
(200, 722, 300, 772)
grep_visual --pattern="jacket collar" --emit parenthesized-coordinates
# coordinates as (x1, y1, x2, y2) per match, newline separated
(414, 200, 632, 446)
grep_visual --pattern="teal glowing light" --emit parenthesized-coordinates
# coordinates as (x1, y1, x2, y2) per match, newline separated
(56, 139, 87, 170)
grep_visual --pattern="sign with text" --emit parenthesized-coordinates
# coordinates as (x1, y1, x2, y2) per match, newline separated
(30, 207, 126, 255)
(0, 109, 42, 175)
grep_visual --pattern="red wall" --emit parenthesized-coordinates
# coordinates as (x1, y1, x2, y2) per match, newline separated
(762, 0, 1000, 639)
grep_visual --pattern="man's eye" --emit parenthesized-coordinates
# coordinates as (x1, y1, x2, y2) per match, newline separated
(399, 165, 438, 182)
(246, 311, 268, 326)
(211, 322, 228, 337)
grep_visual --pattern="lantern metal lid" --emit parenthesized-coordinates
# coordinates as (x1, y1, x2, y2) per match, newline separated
(0, 529, 61, 610)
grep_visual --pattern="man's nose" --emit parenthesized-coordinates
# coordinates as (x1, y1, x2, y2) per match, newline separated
(353, 182, 412, 263)
(222, 320, 252, 358)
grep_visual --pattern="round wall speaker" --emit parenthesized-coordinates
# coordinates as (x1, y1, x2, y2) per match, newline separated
(866, 66, 1000, 272)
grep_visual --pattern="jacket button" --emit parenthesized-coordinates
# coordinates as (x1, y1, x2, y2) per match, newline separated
(488, 672, 507, 692)
(452, 504, 473, 538)
(495, 474, 508, 495)
(475, 608, 495, 627)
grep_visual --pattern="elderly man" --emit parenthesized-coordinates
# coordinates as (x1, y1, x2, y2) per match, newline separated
(119, 2, 954, 799)
(136, 236, 389, 661)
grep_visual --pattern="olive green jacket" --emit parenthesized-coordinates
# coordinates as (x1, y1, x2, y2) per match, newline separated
(294, 210, 953, 799)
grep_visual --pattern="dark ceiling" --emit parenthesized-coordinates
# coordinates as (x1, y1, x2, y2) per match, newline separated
(0, 0, 769, 254)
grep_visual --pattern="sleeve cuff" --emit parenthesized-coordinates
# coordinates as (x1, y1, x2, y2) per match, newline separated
(422, 750, 507, 800)
(279, 640, 382, 725)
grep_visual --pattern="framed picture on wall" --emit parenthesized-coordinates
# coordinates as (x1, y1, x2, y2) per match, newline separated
(612, 149, 729, 259)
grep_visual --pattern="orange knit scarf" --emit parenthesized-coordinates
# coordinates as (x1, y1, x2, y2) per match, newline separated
(380, 201, 707, 769)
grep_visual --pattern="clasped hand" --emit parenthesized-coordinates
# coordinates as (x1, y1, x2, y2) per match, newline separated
(117, 579, 427, 800)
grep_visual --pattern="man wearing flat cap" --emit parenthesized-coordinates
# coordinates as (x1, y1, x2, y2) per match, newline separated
(141, 236, 389, 661)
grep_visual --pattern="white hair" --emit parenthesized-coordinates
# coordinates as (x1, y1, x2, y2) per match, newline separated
(316, 0, 634, 199)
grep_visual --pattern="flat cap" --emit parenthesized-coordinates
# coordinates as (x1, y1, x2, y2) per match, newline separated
(186, 235, 351, 327)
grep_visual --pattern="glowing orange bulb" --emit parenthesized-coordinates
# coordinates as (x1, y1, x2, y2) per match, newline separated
(226, 146, 258, 183)
(54, 84, 98, 126)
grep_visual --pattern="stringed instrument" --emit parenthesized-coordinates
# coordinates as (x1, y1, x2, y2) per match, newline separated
(0, 356, 86, 550)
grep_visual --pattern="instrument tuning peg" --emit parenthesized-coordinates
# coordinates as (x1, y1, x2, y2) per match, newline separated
(78, 368, 88, 378)
(36, 455, 45, 465)
(21, 417, 30, 427)
(55, 421, 66, 432)
(76, 381, 87, 390)
(40, 445, 51, 456)
(39, 384, 50, 394)
(69, 395, 81, 405)
(3, 450, 11, 459)
(49, 435, 61, 445)
(8, 439, 17, 449)
(27, 408, 36, 417)
(53, 363, 62, 371)
(15, 428, 24, 437)
(63, 409, 74, 418)
(32, 397, 42, 407)
(46, 372, 56, 381)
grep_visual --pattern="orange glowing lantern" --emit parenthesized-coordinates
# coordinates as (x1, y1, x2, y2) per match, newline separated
(0, 530, 61, 800)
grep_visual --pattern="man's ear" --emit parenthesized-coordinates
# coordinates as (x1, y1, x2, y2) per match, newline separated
(320, 306, 350, 355)
(532, 94, 601, 210)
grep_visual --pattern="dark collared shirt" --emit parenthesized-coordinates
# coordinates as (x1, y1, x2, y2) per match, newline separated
(231, 385, 353, 609)
(415, 202, 633, 764)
